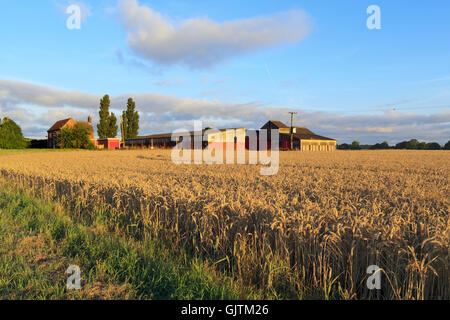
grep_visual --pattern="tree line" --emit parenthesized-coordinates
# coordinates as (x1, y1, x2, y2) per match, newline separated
(0, 95, 140, 150)
(1, 110, 449, 151)
(339, 139, 450, 150)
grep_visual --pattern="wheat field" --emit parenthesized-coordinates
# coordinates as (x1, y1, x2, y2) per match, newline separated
(0, 150, 448, 299)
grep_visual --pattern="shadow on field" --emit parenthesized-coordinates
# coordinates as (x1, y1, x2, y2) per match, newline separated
(136, 155, 168, 161)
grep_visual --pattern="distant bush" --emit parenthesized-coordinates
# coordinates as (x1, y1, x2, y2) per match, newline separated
(27, 139, 48, 149)
(337, 143, 350, 150)
(59, 122, 95, 149)
(0, 118, 27, 149)
(406, 139, 419, 149)
(338, 142, 361, 150)
(395, 139, 442, 150)
(370, 141, 390, 150)
(426, 142, 442, 150)
(339, 139, 445, 150)
(338, 141, 362, 150)
(395, 141, 408, 149)
(351, 141, 361, 150)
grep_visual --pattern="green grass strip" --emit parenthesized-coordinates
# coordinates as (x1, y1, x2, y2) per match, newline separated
(0, 182, 252, 300)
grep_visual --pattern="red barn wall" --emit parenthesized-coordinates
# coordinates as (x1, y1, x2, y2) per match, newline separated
(94, 139, 121, 150)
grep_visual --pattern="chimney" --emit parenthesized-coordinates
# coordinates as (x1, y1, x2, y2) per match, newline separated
(88, 115, 92, 124)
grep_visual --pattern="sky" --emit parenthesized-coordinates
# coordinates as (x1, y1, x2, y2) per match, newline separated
(0, 0, 449, 144)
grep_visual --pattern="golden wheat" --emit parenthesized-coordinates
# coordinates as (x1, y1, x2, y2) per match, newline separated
(0, 150, 448, 299)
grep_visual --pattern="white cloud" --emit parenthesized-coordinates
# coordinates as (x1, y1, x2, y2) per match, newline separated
(117, 0, 312, 68)
(0, 79, 449, 144)
(344, 126, 395, 133)
(0, 79, 99, 109)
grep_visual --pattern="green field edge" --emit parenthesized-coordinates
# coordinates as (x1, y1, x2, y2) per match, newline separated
(0, 178, 261, 300)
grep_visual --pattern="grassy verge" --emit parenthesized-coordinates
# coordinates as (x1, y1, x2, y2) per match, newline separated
(0, 180, 255, 299)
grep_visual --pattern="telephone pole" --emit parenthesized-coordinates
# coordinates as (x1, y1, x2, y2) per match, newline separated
(120, 115, 125, 149)
(289, 112, 297, 150)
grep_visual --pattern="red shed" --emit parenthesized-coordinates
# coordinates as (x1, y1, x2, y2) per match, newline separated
(92, 138, 121, 150)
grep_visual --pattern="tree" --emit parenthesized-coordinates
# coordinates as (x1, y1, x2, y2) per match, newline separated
(97, 95, 118, 138)
(0, 117, 26, 149)
(351, 141, 361, 150)
(444, 141, 450, 150)
(59, 122, 95, 149)
(97, 95, 110, 139)
(380, 141, 390, 149)
(371, 141, 390, 149)
(426, 142, 442, 150)
(406, 139, 419, 150)
(395, 141, 408, 149)
(417, 142, 427, 150)
(108, 112, 118, 138)
(338, 143, 351, 150)
(122, 97, 139, 140)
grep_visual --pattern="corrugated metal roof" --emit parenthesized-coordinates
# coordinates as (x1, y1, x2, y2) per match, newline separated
(128, 128, 245, 141)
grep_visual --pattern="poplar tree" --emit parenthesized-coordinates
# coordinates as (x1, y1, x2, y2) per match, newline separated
(122, 97, 139, 140)
(97, 95, 118, 138)
(108, 112, 118, 138)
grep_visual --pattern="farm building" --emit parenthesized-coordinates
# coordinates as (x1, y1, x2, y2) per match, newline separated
(126, 128, 247, 150)
(92, 138, 121, 150)
(47, 117, 94, 149)
(47, 116, 120, 150)
(126, 133, 180, 149)
(125, 129, 243, 149)
(206, 128, 246, 150)
(258, 120, 337, 151)
(125, 121, 335, 151)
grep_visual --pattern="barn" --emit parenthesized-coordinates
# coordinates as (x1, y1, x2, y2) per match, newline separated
(125, 120, 336, 151)
(47, 117, 94, 149)
(258, 120, 337, 151)
(126, 128, 247, 150)
(206, 128, 246, 150)
(126, 131, 207, 149)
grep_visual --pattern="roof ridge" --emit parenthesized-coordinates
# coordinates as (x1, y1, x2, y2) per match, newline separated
(47, 118, 74, 132)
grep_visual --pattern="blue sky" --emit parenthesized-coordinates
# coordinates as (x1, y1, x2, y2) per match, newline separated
(0, 0, 449, 143)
